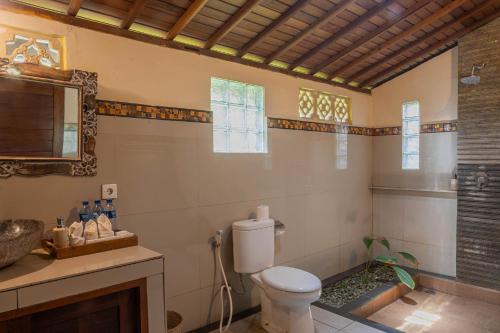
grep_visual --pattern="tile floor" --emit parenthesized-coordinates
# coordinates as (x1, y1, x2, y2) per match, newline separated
(210, 306, 385, 333)
(368, 288, 500, 333)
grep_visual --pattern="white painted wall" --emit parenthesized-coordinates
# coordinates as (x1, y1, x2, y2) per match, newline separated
(372, 49, 458, 126)
(371, 50, 458, 276)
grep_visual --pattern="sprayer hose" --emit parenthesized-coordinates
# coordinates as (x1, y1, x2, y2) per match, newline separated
(216, 244, 233, 332)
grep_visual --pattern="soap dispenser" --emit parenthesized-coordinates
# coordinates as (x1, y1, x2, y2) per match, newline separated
(53, 217, 69, 248)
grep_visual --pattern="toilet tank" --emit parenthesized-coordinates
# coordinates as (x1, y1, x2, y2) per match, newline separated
(232, 219, 274, 274)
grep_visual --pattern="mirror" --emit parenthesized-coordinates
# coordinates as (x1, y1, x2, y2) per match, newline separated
(0, 64, 97, 178)
(0, 77, 81, 160)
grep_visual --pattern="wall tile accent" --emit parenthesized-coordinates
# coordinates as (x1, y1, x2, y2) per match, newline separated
(96, 99, 457, 136)
(372, 126, 401, 136)
(421, 121, 458, 133)
(96, 100, 212, 123)
(267, 118, 372, 135)
(268, 118, 457, 136)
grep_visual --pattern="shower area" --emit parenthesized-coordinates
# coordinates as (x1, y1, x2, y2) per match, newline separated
(456, 17, 500, 290)
(357, 17, 500, 333)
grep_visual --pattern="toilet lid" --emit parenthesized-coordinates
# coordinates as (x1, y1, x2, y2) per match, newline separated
(261, 266, 321, 293)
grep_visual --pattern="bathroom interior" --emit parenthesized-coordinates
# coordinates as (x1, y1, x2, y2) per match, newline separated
(0, 0, 499, 332)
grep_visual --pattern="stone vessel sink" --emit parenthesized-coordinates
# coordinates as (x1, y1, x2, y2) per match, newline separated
(0, 219, 44, 269)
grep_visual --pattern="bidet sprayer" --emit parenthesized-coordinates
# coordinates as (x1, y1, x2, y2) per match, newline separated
(214, 229, 224, 247)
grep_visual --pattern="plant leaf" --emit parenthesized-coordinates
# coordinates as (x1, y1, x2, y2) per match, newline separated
(375, 255, 398, 265)
(396, 251, 419, 265)
(378, 237, 391, 251)
(392, 266, 416, 289)
(363, 237, 374, 250)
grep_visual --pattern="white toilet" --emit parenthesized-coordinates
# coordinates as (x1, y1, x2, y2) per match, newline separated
(232, 218, 321, 333)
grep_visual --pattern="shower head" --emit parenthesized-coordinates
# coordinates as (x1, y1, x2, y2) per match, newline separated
(460, 63, 486, 85)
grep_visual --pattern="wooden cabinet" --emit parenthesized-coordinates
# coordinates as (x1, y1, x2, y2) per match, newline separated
(0, 247, 165, 333)
(0, 279, 147, 333)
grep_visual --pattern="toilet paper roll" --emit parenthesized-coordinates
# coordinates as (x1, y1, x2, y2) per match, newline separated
(257, 205, 269, 221)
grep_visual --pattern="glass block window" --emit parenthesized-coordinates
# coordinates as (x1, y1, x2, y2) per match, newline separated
(334, 96, 352, 124)
(336, 125, 348, 170)
(402, 101, 420, 170)
(298, 88, 315, 119)
(211, 77, 267, 153)
(317, 92, 333, 121)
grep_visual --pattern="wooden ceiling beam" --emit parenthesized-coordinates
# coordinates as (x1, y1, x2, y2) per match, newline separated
(290, 0, 401, 71)
(304, 0, 432, 74)
(204, 0, 263, 49)
(0, 0, 372, 95)
(166, 0, 209, 40)
(328, 0, 469, 79)
(347, 0, 498, 83)
(361, 8, 500, 87)
(120, 0, 148, 29)
(238, 0, 309, 57)
(264, 0, 352, 65)
(67, 0, 85, 16)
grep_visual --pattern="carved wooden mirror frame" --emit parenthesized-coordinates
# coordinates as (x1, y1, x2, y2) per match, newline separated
(0, 64, 98, 178)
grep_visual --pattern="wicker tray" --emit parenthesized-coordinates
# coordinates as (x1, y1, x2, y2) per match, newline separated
(42, 235, 138, 259)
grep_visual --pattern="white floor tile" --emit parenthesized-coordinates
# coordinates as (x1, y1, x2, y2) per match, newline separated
(340, 322, 385, 333)
(311, 306, 353, 330)
(315, 320, 339, 332)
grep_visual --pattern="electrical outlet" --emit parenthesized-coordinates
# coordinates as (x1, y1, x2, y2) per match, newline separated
(102, 184, 118, 199)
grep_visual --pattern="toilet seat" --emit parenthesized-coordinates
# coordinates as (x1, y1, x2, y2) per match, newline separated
(261, 266, 321, 293)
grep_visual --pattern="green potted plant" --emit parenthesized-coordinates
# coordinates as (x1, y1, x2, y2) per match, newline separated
(362, 236, 419, 289)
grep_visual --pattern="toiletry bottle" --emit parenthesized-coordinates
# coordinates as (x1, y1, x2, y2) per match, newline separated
(92, 199, 104, 220)
(53, 217, 69, 248)
(79, 201, 91, 223)
(104, 199, 118, 231)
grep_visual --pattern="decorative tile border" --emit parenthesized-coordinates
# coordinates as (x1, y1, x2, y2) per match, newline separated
(96, 99, 457, 136)
(96, 100, 212, 123)
(268, 118, 457, 136)
(267, 118, 375, 136)
(268, 118, 342, 134)
(372, 126, 401, 136)
(421, 120, 458, 133)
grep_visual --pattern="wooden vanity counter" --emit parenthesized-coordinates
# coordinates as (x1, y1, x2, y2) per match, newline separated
(0, 246, 165, 333)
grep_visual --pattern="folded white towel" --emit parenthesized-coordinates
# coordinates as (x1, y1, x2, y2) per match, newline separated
(70, 236, 85, 246)
(97, 214, 114, 238)
(68, 221, 83, 238)
(84, 220, 99, 241)
(115, 230, 134, 238)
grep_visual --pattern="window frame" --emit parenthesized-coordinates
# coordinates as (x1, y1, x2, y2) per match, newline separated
(402, 100, 420, 170)
(210, 77, 267, 154)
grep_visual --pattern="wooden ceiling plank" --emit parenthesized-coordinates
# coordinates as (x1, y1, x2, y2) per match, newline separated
(347, 0, 498, 82)
(121, 0, 148, 29)
(361, 8, 500, 87)
(290, 0, 401, 70)
(204, 0, 263, 49)
(329, 0, 470, 79)
(0, 0, 371, 95)
(304, 0, 433, 74)
(167, 0, 210, 40)
(238, 0, 309, 57)
(67, 0, 85, 16)
(264, 0, 352, 64)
